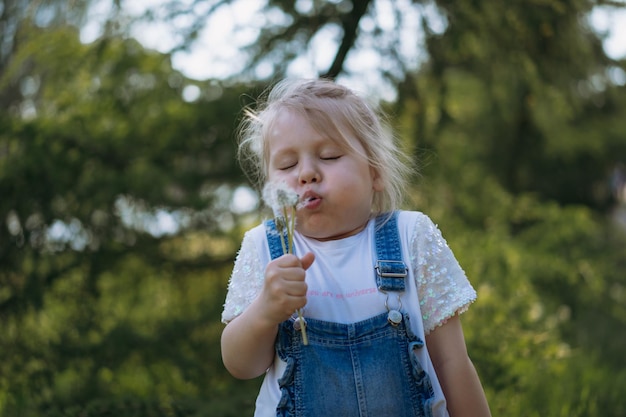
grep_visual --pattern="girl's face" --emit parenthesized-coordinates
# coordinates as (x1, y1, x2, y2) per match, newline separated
(267, 109, 383, 241)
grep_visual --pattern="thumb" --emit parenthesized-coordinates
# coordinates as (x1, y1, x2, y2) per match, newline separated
(300, 252, 315, 270)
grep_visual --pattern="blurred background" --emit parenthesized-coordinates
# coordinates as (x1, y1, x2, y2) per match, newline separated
(1, 0, 625, 416)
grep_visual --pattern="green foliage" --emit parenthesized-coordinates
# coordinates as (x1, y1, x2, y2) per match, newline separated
(0, 21, 263, 417)
(406, 164, 626, 415)
(43, 398, 197, 417)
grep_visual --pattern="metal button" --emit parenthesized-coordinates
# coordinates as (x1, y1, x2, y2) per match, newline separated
(388, 310, 402, 326)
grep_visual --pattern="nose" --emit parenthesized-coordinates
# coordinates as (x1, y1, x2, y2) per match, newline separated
(298, 158, 320, 184)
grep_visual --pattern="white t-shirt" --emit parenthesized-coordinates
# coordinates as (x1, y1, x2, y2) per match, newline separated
(222, 210, 477, 417)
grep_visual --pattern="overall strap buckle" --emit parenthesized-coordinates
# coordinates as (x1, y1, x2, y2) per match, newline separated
(374, 212, 408, 326)
(375, 260, 408, 278)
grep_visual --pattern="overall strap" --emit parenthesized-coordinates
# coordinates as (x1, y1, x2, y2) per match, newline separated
(265, 219, 288, 260)
(374, 211, 407, 292)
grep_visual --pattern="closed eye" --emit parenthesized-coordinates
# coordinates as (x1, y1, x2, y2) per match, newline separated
(321, 155, 341, 161)
(278, 163, 297, 170)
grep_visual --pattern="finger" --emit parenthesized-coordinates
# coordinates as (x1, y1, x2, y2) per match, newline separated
(300, 252, 315, 270)
(274, 253, 301, 268)
(282, 280, 308, 297)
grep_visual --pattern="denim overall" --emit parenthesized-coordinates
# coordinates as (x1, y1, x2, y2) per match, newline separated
(265, 211, 435, 417)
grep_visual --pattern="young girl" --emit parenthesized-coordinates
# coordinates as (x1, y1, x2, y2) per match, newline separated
(221, 78, 491, 417)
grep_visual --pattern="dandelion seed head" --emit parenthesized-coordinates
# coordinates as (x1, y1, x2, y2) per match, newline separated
(276, 188, 299, 207)
(262, 181, 299, 212)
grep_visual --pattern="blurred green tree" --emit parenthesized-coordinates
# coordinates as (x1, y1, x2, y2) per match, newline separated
(0, 21, 264, 416)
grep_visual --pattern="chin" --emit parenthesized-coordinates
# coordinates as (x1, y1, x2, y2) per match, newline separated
(299, 224, 334, 241)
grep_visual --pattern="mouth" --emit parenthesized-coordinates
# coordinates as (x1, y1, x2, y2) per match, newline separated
(299, 191, 321, 209)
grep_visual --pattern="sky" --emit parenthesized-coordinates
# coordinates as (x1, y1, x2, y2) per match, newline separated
(81, 0, 626, 97)
(589, 5, 626, 60)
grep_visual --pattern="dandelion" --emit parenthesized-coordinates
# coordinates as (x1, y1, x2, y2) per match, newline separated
(262, 181, 308, 345)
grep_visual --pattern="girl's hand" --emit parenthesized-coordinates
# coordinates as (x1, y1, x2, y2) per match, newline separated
(221, 251, 315, 379)
(257, 252, 315, 325)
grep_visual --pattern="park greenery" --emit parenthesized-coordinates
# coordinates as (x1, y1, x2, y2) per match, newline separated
(1, 0, 625, 416)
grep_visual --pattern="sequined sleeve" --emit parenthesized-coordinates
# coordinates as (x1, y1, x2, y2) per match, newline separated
(221, 228, 267, 324)
(410, 213, 477, 334)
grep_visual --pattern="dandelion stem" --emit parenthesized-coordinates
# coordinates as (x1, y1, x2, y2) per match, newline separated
(277, 219, 288, 255)
(297, 309, 308, 345)
(289, 212, 296, 254)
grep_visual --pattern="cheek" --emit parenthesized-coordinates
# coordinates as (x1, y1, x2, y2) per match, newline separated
(266, 163, 284, 181)
(267, 170, 296, 188)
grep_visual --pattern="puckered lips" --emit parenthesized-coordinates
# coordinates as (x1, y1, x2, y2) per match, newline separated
(299, 190, 322, 210)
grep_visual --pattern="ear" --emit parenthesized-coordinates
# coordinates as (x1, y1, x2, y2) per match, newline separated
(371, 168, 384, 192)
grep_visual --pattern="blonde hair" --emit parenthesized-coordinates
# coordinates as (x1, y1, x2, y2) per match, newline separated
(237, 78, 413, 215)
